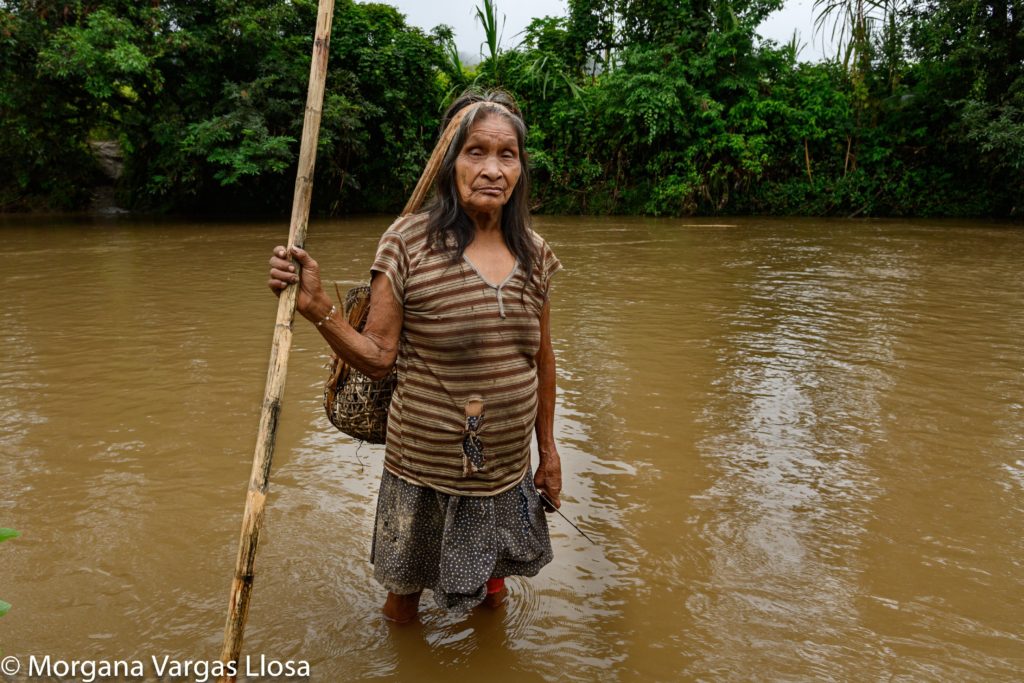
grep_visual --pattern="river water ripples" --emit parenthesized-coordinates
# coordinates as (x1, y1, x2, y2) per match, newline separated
(1, 215, 1021, 680)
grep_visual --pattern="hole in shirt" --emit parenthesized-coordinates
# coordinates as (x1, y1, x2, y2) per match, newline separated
(462, 397, 486, 475)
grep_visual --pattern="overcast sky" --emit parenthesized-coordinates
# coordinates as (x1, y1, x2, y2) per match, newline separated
(384, 0, 830, 62)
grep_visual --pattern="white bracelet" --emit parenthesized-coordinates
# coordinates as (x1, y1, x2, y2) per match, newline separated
(315, 304, 337, 327)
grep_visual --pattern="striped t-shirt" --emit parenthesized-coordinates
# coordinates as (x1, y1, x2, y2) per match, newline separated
(370, 212, 562, 496)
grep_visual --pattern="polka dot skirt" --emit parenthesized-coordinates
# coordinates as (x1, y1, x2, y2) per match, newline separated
(370, 466, 554, 611)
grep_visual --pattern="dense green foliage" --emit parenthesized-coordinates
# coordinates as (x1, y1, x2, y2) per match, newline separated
(0, 527, 19, 616)
(507, 0, 1023, 216)
(1, 0, 446, 212)
(1, 0, 1021, 216)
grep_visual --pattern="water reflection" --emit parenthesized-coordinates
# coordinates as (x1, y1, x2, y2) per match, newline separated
(688, 230, 911, 677)
(689, 224, 1024, 678)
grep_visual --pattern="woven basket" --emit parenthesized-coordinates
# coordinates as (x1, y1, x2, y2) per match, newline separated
(322, 285, 396, 443)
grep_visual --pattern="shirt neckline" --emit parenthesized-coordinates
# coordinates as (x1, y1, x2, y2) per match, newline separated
(462, 253, 518, 289)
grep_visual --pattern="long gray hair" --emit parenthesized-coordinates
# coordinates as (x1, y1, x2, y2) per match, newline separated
(426, 89, 539, 285)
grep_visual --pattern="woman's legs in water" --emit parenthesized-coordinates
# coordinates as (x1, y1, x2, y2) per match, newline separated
(382, 590, 422, 623)
(481, 577, 506, 608)
(383, 578, 503, 621)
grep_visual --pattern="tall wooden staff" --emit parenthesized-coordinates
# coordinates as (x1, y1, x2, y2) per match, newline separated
(218, 0, 335, 676)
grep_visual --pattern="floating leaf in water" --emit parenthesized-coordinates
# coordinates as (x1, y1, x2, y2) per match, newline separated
(0, 599, 10, 617)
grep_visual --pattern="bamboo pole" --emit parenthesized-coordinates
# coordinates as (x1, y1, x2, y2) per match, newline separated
(218, 0, 335, 677)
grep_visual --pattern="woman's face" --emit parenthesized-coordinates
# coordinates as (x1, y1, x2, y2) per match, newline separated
(454, 114, 522, 216)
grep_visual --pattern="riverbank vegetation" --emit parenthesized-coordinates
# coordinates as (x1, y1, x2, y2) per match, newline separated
(1, 1, 1021, 217)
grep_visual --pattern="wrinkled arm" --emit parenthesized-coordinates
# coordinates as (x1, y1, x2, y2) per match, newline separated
(311, 271, 401, 380)
(533, 299, 562, 509)
(269, 245, 401, 380)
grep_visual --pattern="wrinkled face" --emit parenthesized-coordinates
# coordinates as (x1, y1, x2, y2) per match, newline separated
(454, 113, 522, 215)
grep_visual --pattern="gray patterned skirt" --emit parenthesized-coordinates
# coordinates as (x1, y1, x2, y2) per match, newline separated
(370, 465, 554, 611)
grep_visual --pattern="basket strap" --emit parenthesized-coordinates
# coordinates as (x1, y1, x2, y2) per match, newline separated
(401, 101, 492, 217)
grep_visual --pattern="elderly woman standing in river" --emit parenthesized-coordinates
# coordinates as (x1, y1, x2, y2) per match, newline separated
(268, 90, 562, 622)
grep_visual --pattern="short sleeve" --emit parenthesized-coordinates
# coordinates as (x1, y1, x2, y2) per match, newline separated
(539, 238, 562, 301)
(370, 228, 409, 304)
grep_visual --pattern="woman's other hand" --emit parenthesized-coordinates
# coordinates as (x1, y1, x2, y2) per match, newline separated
(534, 447, 562, 511)
(267, 245, 332, 321)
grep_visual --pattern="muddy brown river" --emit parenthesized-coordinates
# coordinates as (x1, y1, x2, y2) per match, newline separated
(1, 215, 1022, 681)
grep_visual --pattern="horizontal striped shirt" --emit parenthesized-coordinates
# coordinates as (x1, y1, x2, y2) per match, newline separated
(371, 212, 562, 496)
